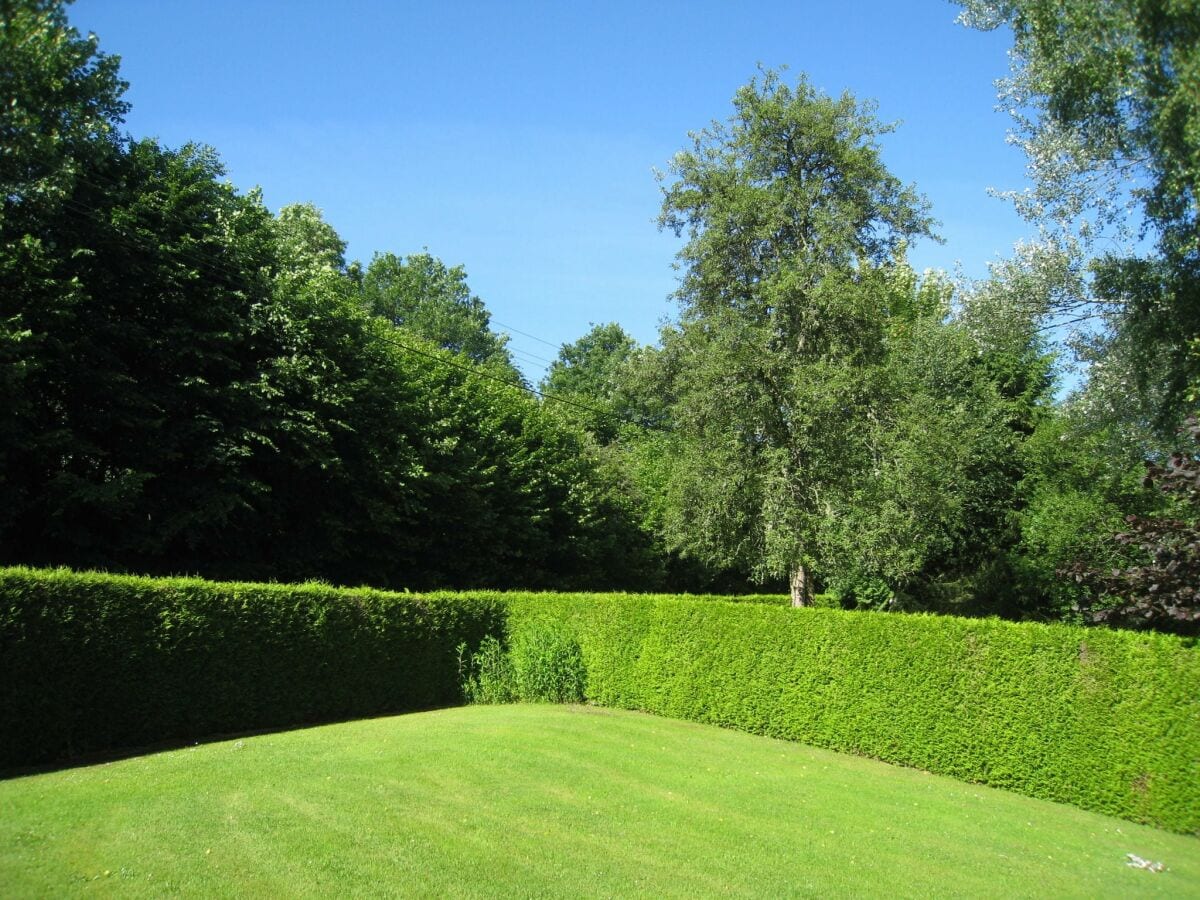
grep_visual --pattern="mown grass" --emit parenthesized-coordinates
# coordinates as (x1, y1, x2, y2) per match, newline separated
(1, 705, 1196, 898)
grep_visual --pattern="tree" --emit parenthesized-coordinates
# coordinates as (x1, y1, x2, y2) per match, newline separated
(1, 0, 129, 541)
(1063, 415, 1200, 635)
(1011, 407, 1162, 617)
(1, 136, 284, 570)
(274, 202, 348, 276)
(360, 251, 515, 372)
(0, 0, 128, 217)
(0, 0, 669, 593)
(539, 322, 639, 442)
(958, 0, 1200, 429)
(656, 69, 941, 605)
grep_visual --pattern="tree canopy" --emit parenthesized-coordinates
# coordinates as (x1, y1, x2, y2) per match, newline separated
(361, 251, 516, 373)
(958, 0, 1200, 429)
(655, 70, 975, 604)
(4, 1, 1196, 634)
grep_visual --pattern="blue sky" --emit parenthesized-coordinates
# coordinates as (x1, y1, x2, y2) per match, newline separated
(71, 0, 1031, 382)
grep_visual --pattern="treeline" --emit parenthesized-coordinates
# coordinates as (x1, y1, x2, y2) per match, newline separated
(0, 2, 678, 591)
(3, 1, 1197, 630)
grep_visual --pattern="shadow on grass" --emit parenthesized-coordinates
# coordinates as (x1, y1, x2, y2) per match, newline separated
(0, 702, 465, 782)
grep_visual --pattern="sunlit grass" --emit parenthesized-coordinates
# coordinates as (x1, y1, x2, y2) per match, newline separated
(2, 704, 1197, 898)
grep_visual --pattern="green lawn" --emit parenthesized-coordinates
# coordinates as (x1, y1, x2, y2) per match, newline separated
(2, 705, 1197, 898)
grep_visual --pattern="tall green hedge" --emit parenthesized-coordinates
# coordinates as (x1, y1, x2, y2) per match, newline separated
(0, 568, 504, 768)
(4, 571, 1197, 834)
(498, 593, 1200, 834)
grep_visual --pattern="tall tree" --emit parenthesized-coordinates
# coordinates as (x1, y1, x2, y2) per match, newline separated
(360, 251, 515, 372)
(656, 70, 938, 605)
(539, 322, 639, 442)
(1, 0, 129, 542)
(1, 136, 282, 570)
(958, 0, 1200, 430)
(0, 0, 128, 216)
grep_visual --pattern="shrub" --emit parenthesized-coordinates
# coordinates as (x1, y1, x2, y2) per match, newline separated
(497, 592, 1200, 834)
(510, 620, 585, 703)
(6, 571, 1197, 834)
(460, 636, 516, 704)
(459, 622, 586, 704)
(0, 567, 505, 767)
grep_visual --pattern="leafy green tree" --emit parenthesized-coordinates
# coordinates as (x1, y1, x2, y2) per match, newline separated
(539, 322, 639, 442)
(1, 0, 129, 541)
(958, 0, 1200, 429)
(655, 70, 940, 605)
(233, 225, 434, 586)
(0, 0, 128, 217)
(0, 0, 666, 594)
(1, 137, 282, 570)
(1011, 408, 1162, 618)
(361, 251, 515, 372)
(274, 202, 348, 276)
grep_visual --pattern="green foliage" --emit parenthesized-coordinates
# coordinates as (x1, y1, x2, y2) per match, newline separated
(361, 251, 515, 371)
(459, 636, 516, 704)
(6, 568, 1197, 832)
(0, 0, 129, 219)
(460, 623, 587, 704)
(958, 0, 1198, 261)
(274, 202, 349, 275)
(959, 0, 1200, 429)
(510, 620, 586, 703)
(0, 567, 506, 767)
(653, 69, 1033, 604)
(1, 6, 667, 592)
(1066, 414, 1200, 635)
(539, 322, 639, 442)
(1011, 407, 1163, 617)
(501, 591, 1200, 833)
(2, 137, 282, 572)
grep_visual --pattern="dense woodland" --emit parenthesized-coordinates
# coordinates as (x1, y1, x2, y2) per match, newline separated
(2, 0, 1197, 632)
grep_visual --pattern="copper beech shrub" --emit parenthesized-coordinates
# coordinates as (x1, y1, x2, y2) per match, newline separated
(1065, 415, 1200, 636)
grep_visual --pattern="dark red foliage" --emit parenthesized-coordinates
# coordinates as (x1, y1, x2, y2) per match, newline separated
(1063, 416, 1200, 635)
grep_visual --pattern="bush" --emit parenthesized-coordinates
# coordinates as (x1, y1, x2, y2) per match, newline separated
(497, 592, 1200, 834)
(460, 622, 585, 704)
(6, 571, 1196, 834)
(460, 636, 516, 704)
(0, 567, 505, 767)
(511, 621, 585, 703)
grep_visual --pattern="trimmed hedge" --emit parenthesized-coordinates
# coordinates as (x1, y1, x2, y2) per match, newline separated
(0, 568, 504, 768)
(4, 571, 1197, 833)
(498, 593, 1200, 834)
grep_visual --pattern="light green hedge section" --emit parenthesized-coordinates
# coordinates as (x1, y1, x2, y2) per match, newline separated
(496, 593, 1200, 834)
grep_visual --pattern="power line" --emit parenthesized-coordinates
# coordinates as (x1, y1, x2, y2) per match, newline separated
(508, 347, 556, 371)
(504, 343, 558, 367)
(492, 318, 564, 351)
(371, 329, 615, 420)
(34, 173, 651, 429)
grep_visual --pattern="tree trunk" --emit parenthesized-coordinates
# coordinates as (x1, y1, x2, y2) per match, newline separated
(790, 563, 812, 607)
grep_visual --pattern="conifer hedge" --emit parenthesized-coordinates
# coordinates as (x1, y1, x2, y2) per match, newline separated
(0, 568, 504, 767)
(4, 570, 1197, 833)
(500, 593, 1200, 834)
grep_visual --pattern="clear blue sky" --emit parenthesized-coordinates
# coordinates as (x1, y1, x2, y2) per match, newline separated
(71, 0, 1030, 382)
